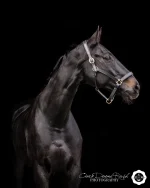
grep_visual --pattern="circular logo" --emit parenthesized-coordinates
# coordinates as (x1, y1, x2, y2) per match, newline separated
(131, 170, 147, 185)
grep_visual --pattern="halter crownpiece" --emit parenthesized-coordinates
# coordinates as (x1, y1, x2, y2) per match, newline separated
(83, 41, 133, 104)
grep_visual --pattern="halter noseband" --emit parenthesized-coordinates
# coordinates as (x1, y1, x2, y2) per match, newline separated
(83, 41, 133, 104)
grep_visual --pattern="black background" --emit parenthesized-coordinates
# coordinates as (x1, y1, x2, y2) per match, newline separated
(3, 2, 149, 187)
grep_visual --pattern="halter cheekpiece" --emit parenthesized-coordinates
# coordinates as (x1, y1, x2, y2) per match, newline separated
(83, 41, 133, 104)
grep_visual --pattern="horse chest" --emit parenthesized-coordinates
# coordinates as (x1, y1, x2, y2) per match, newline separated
(36, 125, 65, 146)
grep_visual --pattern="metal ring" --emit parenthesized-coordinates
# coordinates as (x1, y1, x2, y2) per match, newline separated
(106, 98, 113, 104)
(89, 57, 95, 64)
(116, 79, 122, 86)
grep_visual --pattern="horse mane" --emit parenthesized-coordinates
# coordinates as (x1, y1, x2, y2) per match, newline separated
(48, 55, 64, 79)
(12, 43, 79, 123)
(11, 55, 64, 123)
(48, 43, 78, 79)
(65, 43, 78, 55)
(12, 104, 31, 123)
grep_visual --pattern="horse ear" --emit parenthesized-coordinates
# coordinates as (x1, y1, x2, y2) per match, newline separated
(97, 26, 102, 43)
(88, 25, 102, 44)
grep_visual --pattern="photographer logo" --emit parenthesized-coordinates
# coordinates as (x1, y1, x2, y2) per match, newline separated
(131, 170, 147, 185)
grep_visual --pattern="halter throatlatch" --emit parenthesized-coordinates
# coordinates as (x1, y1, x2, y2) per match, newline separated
(83, 41, 133, 104)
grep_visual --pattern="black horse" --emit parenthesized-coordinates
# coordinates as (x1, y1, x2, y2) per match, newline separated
(12, 26, 140, 188)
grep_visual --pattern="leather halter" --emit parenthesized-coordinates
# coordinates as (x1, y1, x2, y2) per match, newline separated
(83, 41, 133, 104)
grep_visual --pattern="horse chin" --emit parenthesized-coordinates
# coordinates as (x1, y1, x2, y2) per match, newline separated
(122, 95, 134, 105)
(121, 91, 139, 105)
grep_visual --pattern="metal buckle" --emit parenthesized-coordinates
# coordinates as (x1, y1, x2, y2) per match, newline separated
(106, 98, 113, 104)
(89, 57, 95, 64)
(116, 79, 122, 86)
(89, 57, 97, 72)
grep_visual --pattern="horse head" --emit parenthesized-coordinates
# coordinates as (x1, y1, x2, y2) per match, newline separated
(81, 26, 140, 104)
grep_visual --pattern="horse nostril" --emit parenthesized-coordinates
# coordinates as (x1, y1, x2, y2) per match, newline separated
(134, 84, 140, 92)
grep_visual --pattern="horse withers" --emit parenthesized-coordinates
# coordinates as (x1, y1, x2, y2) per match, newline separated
(12, 26, 140, 188)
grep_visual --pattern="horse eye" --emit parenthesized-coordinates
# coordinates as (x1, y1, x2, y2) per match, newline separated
(103, 54, 110, 60)
(95, 54, 100, 58)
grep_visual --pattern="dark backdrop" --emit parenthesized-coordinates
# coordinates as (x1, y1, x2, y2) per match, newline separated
(3, 3, 149, 188)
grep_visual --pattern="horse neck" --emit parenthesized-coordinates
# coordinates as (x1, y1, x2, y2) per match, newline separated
(38, 45, 84, 128)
